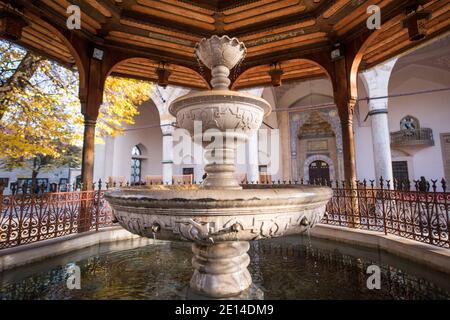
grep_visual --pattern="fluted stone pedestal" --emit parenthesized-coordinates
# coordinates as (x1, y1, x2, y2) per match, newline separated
(185, 284, 264, 300)
(190, 241, 252, 298)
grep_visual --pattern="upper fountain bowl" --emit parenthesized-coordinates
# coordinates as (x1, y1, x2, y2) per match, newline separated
(195, 35, 246, 70)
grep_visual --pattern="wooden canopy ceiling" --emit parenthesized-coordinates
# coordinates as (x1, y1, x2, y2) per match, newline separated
(112, 58, 209, 89)
(232, 59, 327, 89)
(1, 0, 449, 89)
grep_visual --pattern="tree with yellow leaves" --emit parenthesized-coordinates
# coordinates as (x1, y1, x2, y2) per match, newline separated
(0, 39, 152, 189)
(98, 76, 152, 141)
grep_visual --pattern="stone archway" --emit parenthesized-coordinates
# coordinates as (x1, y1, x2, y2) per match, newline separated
(290, 108, 342, 181)
(303, 155, 335, 182)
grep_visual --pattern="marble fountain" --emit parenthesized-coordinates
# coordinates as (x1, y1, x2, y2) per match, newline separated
(105, 35, 333, 299)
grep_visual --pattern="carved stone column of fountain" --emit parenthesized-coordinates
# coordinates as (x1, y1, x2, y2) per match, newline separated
(106, 35, 333, 299)
(171, 36, 266, 191)
(168, 36, 270, 296)
(190, 242, 252, 297)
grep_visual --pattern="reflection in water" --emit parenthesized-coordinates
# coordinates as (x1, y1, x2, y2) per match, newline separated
(0, 236, 449, 300)
(252, 238, 450, 300)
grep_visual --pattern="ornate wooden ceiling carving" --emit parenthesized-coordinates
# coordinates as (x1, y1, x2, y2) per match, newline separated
(1, 0, 449, 89)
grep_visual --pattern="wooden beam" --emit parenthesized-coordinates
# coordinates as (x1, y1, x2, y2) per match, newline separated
(120, 8, 211, 36)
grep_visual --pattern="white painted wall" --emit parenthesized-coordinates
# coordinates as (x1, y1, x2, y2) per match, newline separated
(388, 64, 450, 180)
(94, 99, 163, 182)
(277, 78, 333, 109)
(261, 87, 282, 181)
(354, 62, 450, 181)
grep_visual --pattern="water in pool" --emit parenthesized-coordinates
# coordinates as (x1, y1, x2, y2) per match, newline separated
(0, 236, 449, 300)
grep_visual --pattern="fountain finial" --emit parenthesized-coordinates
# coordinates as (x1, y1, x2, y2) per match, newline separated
(195, 35, 246, 90)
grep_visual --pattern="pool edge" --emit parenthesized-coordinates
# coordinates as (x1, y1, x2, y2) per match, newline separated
(0, 226, 141, 272)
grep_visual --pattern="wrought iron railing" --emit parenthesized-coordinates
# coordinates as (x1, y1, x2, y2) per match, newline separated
(0, 178, 448, 250)
(323, 179, 449, 248)
(0, 183, 112, 249)
(390, 128, 434, 147)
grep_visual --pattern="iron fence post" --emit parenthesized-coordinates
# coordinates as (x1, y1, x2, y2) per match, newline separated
(0, 184, 3, 213)
(442, 179, 449, 248)
(383, 189, 388, 235)
(95, 180, 102, 231)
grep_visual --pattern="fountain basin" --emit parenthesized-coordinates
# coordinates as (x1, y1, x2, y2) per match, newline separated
(106, 184, 331, 298)
(169, 90, 272, 190)
(106, 184, 332, 243)
(170, 89, 271, 135)
(3, 236, 449, 300)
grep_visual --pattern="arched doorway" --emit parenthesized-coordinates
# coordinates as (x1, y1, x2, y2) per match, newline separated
(309, 160, 330, 184)
(296, 111, 339, 182)
(304, 154, 336, 183)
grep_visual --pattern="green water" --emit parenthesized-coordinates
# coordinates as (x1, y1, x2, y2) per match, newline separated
(0, 236, 449, 300)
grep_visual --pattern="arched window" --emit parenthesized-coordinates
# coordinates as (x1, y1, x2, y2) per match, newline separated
(400, 115, 420, 131)
(131, 146, 142, 184)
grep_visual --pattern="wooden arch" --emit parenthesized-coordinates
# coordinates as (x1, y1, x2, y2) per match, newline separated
(231, 58, 331, 90)
(17, 10, 86, 100)
(106, 57, 210, 90)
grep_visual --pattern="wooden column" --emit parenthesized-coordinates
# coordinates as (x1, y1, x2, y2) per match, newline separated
(333, 53, 357, 185)
(78, 54, 106, 232)
(79, 55, 105, 190)
(81, 116, 97, 189)
(332, 50, 359, 228)
(338, 99, 357, 184)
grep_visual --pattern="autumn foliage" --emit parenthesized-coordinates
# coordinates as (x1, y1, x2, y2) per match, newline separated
(0, 40, 152, 179)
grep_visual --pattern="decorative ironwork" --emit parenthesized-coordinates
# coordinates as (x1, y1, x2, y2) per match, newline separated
(0, 178, 448, 250)
(390, 127, 434, 147)
(0, 181, 112, 249)
(322, 178, 450, 248)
